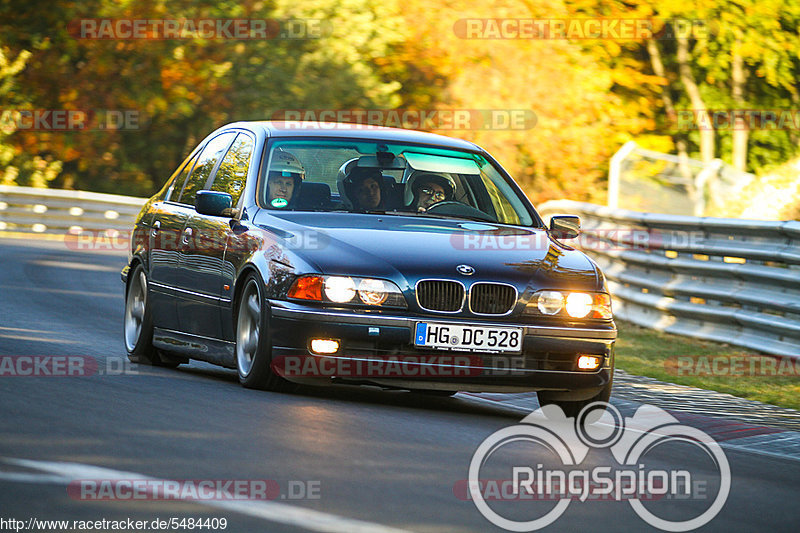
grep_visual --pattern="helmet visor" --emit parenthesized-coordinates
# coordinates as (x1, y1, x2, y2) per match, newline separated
(268, 170, 304, 181)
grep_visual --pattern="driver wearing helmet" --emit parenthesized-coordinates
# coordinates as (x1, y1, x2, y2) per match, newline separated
(266, 149, 305, 208)
(407, 172, 455, 212)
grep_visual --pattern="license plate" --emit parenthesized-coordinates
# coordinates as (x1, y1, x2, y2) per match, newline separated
(414, 323, 523, 353)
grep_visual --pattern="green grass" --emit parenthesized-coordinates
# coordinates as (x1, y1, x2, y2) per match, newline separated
(614, 321, 800, 410)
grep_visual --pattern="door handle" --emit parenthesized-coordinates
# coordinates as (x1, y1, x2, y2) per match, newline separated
(151, 220, 161, 238)
(182, 227, 193, 245)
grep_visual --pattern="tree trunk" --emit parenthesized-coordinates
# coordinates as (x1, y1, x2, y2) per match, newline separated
(731, 43, 749, 172)
(677, 35, 715, 163)
(646, 39, 693, 182)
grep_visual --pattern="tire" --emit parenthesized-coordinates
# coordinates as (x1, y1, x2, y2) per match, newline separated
(124, 264, 181, 368)
(537, 369, 613, 418)
(235, 274, 294, 391)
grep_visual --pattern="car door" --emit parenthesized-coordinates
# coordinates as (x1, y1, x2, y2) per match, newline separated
(147, 151, 199, 330)
(174, 131, 247, 338)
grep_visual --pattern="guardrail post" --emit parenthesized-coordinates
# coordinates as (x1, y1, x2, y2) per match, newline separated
(693, 159, 724, 216)
(607, 141, 637, 209)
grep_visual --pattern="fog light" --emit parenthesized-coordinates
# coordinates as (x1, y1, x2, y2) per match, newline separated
(577, 355, 601, 370)
(310, 339, 339, 354)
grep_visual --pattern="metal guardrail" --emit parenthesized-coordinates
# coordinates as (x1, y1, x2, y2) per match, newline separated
(0, 185, 146, 235)
(539, 200, 800, 358)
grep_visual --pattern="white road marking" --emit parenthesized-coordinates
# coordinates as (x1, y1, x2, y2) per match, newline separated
(29, 260, 120, 272)
(0, 472, 71, 483)
(1, 458, 415, 533)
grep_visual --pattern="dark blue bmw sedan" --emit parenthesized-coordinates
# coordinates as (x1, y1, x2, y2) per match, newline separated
(122, 121, 616, 415)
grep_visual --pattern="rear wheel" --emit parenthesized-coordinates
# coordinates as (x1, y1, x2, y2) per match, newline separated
(235, 274, 294, 391)
(124, 264, 179, 368)
(537, 370, 613, 418)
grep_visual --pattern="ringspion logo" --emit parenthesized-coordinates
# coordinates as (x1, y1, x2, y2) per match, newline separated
(468, 403, 729, 531)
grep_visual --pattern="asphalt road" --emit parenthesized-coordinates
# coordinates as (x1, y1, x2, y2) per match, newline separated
(0, 236, 798, 533)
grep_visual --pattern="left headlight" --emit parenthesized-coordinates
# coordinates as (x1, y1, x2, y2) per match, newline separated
(288, 275, 407, 308)
(525, 290, 612, 319)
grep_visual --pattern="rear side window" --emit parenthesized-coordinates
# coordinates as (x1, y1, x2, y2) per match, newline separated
(164, 153, 198, 202)
(177, 132, 236, 206)
(211, 133, 254, 207)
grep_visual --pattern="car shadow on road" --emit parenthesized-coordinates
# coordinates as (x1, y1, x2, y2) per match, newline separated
(174, 362, 530, 420)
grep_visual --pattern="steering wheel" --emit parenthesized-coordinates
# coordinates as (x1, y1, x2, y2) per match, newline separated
(424, 201, 497, 222)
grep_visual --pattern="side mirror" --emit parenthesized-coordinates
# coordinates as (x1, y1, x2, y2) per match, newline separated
(195, 190, 234, 217)
(549, 215, 580, 239)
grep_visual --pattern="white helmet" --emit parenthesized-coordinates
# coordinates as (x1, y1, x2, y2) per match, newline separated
(403, 172, 457, 207)
(268, 148, 305, 183)
(336, 158, 359, 208)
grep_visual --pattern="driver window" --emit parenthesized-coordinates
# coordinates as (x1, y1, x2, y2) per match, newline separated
(211, 133, 253, 207)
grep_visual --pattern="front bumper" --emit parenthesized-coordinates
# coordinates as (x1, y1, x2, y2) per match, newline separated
(267, 300, 615, 394)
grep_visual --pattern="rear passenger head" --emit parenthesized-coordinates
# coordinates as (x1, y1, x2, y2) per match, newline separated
(337, 160, 385, 210)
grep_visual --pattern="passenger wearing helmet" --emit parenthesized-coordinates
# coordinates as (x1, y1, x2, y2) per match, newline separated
(407, 172, 455, 212)
(266, 149, 305, 208)
(347, 167, 385, 211)
(337, 159, 387, 211)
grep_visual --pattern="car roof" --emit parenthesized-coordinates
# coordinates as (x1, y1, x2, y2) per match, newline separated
(218, 121, 483, 152)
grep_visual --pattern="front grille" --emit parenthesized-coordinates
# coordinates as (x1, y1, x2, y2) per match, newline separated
(416, 280, 464, 312)
(469, 283, 517, 315)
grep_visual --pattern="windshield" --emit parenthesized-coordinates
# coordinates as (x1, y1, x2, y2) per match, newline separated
(259, 139, 538, 227)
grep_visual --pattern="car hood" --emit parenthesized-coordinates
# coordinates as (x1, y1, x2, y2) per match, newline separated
(253, 211, 601, 292)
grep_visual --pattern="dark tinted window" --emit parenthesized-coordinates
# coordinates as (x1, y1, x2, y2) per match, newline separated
(177, 132, 235, 205)
(211, 133, 254, 206)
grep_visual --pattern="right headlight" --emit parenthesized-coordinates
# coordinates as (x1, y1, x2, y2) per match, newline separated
(525, 290, 612, 319)
(288, 275, 407, 308)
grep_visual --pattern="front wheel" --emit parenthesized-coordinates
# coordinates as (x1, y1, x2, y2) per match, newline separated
(235, 274, 293, 391)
